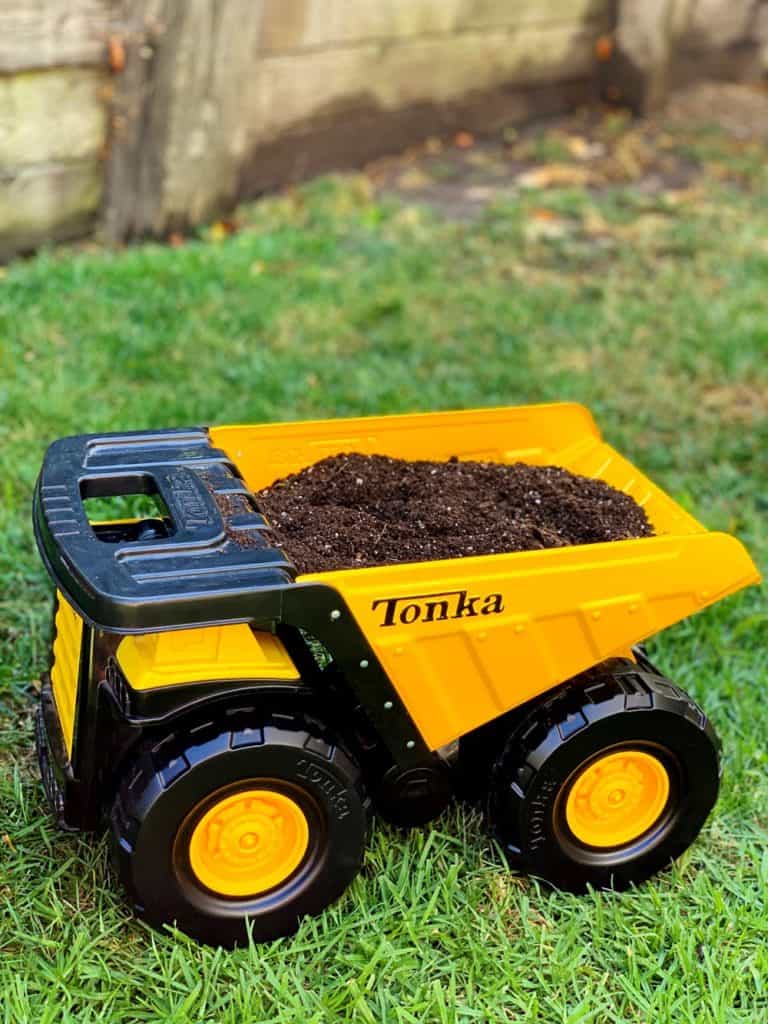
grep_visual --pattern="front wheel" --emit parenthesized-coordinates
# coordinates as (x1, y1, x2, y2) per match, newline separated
(110, 712, 369, 946)
(487, 659, 721, 893)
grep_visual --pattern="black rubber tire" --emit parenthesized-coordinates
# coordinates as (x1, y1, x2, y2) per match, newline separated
(487, 658, 721, 893)
(110, 713, 369, 947)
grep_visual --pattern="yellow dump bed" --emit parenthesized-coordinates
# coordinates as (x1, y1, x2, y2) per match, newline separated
(211, 404, 760, 750)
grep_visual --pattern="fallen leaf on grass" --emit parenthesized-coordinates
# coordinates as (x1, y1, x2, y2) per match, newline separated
(617, 213, 673, 241)
(393, 207, 426, 227)
(208, 219, 238, 242)
(463, 185, 498, 201)
(702, 161, 735, 181)
(662, 186, 705, 206)
(612, 131, 653, 178)
(465, 150, 501, 168)
(582, 208, 612, 236)
(524, 211, 571, 240)
(517, 164, 594, 188)
(398, 168, 433, 190)
(565, 135, 606, 160)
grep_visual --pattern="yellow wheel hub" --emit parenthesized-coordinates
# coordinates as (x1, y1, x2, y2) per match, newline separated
(188, 788, 309, 897)
(565, 749, 670, 848)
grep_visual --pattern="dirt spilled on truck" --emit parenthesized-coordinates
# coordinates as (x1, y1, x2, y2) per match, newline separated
(256, 453, 653, 574)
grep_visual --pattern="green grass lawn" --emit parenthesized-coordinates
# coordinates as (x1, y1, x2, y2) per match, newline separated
(0, 131, 766, 1022)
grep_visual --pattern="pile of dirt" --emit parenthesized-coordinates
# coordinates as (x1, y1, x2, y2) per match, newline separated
(256, 453, 653, 575)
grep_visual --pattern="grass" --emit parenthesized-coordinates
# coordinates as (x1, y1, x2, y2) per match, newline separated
(0, 124, 766, 1022)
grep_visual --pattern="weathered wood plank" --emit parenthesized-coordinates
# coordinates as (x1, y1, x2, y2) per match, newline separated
(0, 0, 114, 72)
(757, 3, 768, 66)
(0, 161, 102, 260)
(257, 0, 464, 51)
(160, 1, 266, 224)
(256, 0, 611, 52)
(105, 0, 265, 238)
(0, 68, 108, 166)
(102, 0, 178, 240)
(457, 0, 610, 32)
(253, 23, 601, 135)
(613, 0, 680, 111)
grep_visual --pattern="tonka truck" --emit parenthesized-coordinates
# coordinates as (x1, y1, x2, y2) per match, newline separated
(33, 405, 760, 946)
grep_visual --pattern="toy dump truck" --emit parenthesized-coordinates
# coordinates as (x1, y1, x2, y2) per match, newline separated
(33, 404, 760, 946)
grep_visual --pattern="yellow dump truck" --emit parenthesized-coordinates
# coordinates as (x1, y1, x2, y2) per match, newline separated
(34, 404, 760, 946)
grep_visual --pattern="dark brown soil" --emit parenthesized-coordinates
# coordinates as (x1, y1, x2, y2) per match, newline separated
(256, 453, 653, 575)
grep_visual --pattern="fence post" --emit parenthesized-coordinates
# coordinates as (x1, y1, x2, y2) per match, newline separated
(609, 0, 764, 113)
(103, 0, 264, 240)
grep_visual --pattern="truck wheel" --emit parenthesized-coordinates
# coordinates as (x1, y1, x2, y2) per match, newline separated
(487, 659, 720, 893)
(110, 714, 369, 947)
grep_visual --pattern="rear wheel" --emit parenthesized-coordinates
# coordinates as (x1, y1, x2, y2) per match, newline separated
(487, 659, 721, 892)
(110, 712, 369, 946)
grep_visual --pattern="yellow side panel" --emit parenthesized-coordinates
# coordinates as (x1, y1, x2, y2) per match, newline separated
(50, 593, 83, 758)
(305, 532, 760, 750)
(117, 624, 299, 692)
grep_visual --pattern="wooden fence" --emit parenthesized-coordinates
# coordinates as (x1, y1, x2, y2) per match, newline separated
(0, 0, 766, 259)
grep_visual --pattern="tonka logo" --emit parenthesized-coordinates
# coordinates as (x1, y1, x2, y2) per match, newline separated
(167, 475, 212, 530)
(372, 589, 505, 627)
(295, 760, 352, 819)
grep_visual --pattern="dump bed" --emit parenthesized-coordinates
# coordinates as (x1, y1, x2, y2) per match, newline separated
(211, 404, 760, 749)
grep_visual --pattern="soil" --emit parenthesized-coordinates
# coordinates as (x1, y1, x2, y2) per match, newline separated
(256, 453, 653, 574)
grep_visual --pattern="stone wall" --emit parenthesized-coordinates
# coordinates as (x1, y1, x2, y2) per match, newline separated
(1, 0, 767, 259)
